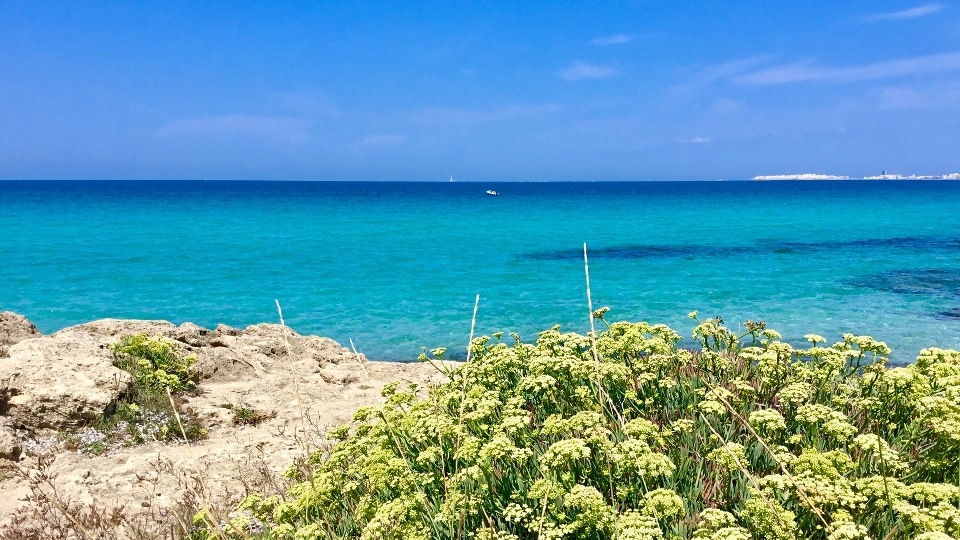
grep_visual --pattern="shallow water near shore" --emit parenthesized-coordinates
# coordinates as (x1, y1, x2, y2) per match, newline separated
(2, 180, 960, 362)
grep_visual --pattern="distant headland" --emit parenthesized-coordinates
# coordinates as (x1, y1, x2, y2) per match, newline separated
(753, 172, 960, 180)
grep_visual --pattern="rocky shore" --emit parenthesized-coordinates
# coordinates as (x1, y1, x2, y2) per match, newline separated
(0, 311, 441, 534)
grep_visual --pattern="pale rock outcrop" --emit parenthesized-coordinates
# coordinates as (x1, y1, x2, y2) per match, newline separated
(0, 330, 133, 432)
(0, 315, 375, 440)
(0, 417, 21, 461)
(65, 318, 366, 382)
(0, 312, 445, 529)
(0, 311, 42, 358)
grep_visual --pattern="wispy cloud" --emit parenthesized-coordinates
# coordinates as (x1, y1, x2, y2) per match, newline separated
(672, 56, 773, 94)
(734, 51, 960, 85)
(157, 115, 310, 137)
(357, 134, 405, 146)
(710, 98, 744, 114)
(559, 62, 620, 80)
(413, 104, 561, 126)
(866, 3, 943, 21)
(681, 136, 711, 144)
(590, 34, 635, 46)
(269, 90, 345, 118)
(876, 80, 960, 109)
(352, 133, 406, 152)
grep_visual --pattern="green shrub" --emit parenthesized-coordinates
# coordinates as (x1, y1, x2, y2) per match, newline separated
(219, 315, 960, 540)
(233, 406, 272, 426)
(110, 332, 197, 392)
(83, 333, 207, 449)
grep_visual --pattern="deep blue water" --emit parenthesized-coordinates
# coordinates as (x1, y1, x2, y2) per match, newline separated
(2, 180, 960, 362)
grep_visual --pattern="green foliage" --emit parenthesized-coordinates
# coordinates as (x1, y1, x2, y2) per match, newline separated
(83, 333, 206, 450)
(110, 332, 197, 392)
(226, 317, 960, 540)
(234, 406, 272, 426)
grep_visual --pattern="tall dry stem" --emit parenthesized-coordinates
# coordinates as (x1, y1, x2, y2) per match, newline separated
(583, 243, 624, 428)
(455, 294, 480, 452)
(699, 413, 793, 535)
(275, 299, 309, 453)
(349, 338, 371, 382)
(583, 243, 600, 383)
(164, 388, 247, 540)
(41, 492, 97, 540)
(697, 374, 830, 529)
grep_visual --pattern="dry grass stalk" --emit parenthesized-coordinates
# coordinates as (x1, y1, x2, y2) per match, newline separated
(583, 243, 600, 380)
(274, 299, 310, 452)
(583, 243, 624, 428)
(34, 491, 97, 540)
(535, 481, 553, 540)
(455, 294, 481, 451)
(451, 294, 480, 540)
(349, 338, 371, 382)
(165, 388, 250, 540)
(697, 374, 830, 529)
(699, 412, 792, 535)
(166, 388, 232, 538)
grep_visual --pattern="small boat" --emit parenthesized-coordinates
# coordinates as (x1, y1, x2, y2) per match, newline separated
(486, 190, 499, 196)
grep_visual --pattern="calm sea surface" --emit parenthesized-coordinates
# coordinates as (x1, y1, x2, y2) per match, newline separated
(2, 180, 960, 362)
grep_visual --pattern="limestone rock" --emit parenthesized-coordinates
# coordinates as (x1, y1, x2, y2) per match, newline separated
(0, 418, 21, 461)
(58, 319, 365, 382)
(0, 312, 41, 358)
(0, 331, 132, 431)
(0, 315, 443, 528)
(69, 318, 178, 339)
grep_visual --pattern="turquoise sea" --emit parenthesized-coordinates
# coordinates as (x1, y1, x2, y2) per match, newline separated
(2, 180, 960, 362)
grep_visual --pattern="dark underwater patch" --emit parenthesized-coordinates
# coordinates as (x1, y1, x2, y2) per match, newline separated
(524, 236, 960, 261)
(847, 269, 960, 299)
(936, 307, 960, 320)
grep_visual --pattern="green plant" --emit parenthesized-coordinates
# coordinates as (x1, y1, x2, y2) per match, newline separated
(110, 333, 197, 392)
(77, 333, 207, 451)
(234, 407, 272, 426)
(216, 315, 960, 540)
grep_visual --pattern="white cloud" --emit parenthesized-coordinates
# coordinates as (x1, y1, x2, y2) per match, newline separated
(682, 136, 711, 144)
(590, 34, 635, 45)
(156, 115, 311, 137)
(866, 3, 943, 21)
(559, 62, 620, 80)
(734, 51, 960, 85)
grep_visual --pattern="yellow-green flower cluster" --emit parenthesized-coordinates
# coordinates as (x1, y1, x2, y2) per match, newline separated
(219, 316, 960, 540)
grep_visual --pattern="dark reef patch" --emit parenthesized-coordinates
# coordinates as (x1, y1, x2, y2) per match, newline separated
(936, 308, 960, 321)
(524, 236, 960, 261)
(847, 269, 960, 299)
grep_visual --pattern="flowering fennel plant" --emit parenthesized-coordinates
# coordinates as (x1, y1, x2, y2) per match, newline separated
(221, 313, 960, 540)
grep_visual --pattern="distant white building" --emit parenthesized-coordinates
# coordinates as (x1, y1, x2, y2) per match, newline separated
(754, 172, 960, 181)
(863, 173, 960, 180)
(863, 174, 906, 180)
(752, 174, 850, 180)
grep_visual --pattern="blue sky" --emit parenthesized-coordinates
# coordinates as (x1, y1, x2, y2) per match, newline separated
(1, 1, 959, 181)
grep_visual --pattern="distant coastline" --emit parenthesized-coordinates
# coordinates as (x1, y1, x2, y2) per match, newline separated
(753, 173, 960, 181)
